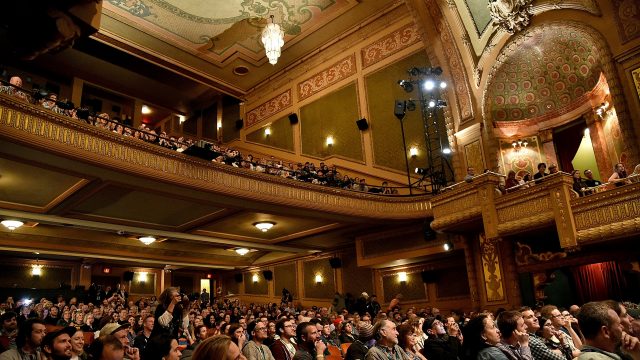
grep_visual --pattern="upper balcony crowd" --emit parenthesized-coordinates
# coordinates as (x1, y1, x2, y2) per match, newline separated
(0, 76, 400, 195)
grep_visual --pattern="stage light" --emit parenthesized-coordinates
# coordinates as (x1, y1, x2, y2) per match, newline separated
(442, 148, 451, 155)
(443, 240, 453, 251)
(424, 80, 435, 91)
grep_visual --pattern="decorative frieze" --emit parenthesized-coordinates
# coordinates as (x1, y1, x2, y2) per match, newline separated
(298, 54, 357, 101)
(360, 23, 422, 69)
(245, 90, 293, 129)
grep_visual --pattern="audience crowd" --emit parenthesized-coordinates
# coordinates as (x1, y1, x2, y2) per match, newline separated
(1, 285, 640, 360)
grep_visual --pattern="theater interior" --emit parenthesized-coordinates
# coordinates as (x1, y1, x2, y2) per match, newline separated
(0, 0, 639, 312)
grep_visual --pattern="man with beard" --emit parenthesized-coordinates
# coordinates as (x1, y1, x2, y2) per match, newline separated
(41, 327, 75, 360)
(577, 302, 640, 360)
(520, 307, 567, 360)
(0, 319, 46, 360)
(271, 318, 297, 360)
(421, 317, 460, 360)
(0, 312, 18, 352)
(293, 322, 326, 360)
(243, 322, 275, 360)
(366, 319, 410, 360)
(44, 307, 60, 326)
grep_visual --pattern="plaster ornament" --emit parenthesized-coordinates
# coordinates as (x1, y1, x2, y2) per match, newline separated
(489, 0, 535, 34)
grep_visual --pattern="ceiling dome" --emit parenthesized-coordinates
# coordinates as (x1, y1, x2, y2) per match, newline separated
(486, 24, 602, 122)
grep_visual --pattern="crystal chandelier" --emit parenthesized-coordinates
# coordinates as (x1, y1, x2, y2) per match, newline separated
(261, 15, 284, 65)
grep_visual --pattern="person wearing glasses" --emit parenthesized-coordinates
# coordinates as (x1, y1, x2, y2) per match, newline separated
(243, 322, 275, 360)
(271, 319, 296, 360)
(540, 306, 581, 358)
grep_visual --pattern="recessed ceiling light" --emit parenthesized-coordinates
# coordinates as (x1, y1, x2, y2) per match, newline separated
(138, 236, 156, 245)
(233, 66, 250, 76)
(2, 220, 24, 230)
(253, 222, 275, 232)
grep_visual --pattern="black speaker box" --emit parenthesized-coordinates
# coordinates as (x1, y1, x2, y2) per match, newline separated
(423, 219, 437, 241)
(288, 113, 299, 124)
(394, 100, 406, 119)
(234, 273, 243, 283)
(356, 118, 369, 131)
(123, 271, 134, 281)
(263, 270, 273, 281)
(235, 119, 244, 129)
(421, 270, 439, 283)
(329, 257, 342, 269)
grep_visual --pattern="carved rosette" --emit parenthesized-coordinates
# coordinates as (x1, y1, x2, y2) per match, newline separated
(489, 0, 535, 34)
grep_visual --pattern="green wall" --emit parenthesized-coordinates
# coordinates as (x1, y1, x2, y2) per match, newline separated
(572, 132, 601, 181)
(246, 115, 294, 152)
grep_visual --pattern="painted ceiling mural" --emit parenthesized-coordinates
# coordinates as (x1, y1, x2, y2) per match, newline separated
(487, 26, 602, 122)
(105, 0, 354, 63)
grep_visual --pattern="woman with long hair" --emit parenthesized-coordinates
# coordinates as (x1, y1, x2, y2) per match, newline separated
(192, 335, 246, 360)
(536, 317, 572, 360)
(461, 314, 508, 360)
(397, 323, 427, 360)
(227, 323, 246, 350)
(69, 329, 87, 360)
(152, 287, 185, 339)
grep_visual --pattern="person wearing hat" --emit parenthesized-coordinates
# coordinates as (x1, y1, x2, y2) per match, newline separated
(0, 318, 46, 360)
(100, 323, 139, 360)
(0, 312, 18, 352)
(345, 322, 374, 360)
(41, 326, 75, 360)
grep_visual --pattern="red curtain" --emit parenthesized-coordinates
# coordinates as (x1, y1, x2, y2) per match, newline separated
(571, 262, 627, 304)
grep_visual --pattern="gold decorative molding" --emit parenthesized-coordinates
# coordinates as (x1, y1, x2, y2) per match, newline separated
(245, 90, 293, 129)
(360, 23, 422, 69)
(515, 242, 567, 266)
(298, 54, 357, 101)
(479, 234, 505, 303)
(0, 95, 431, 220)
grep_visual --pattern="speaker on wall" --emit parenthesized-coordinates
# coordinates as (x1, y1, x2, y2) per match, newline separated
(235, 119, 244, 129)
(123, 271, 134, 282)
(234, 273, 243, 283)
(421, 270, 439, 283)
(356, 118, 369, 131)
(263, 270, 273, 281)
(329, 257, 342, 269)
(288, 113, 299, 124)
(423, 219, 437, 241)
(394, 100, 406, 119)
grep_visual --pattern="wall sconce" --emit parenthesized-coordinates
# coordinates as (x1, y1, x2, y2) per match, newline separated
(141, 105, 152, 115)
(315, 274, 323, 284)
(217, 121, 222, 129)
(443, 240, 453, 251)
(511, 139, 528, 152)
(409, 147, 418, 157)
(265, 127, 271, 136)
(595, 102, 609, 118)
(252, 274, 259, 283)
(398, 272, 407, 283)
(178, 115, 186, 124)
(326, 136, 334, 146)
(138, 272, 148, 283)
(31, 263, 43, 276)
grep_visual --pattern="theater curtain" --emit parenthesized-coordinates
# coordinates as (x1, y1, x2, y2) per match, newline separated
(553, 121, 585, 173)
(571, 262, 627, 304)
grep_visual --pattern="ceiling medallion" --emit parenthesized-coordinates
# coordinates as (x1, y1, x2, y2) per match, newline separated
(261, 15, 284, 65)
(233, 66, 250, 76)
(489, 0, 534, 34)
(253, 221, 275, 232)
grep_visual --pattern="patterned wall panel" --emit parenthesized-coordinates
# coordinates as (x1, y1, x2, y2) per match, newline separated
(498, 136, 543, 178)
(130, 273, 156, 294)
(365, 51, 431, 172)
(244, 271, 269, 295)
(603, 112, 626, 167)
(274, 263, 297, 300)
(246, 90, 293, 129)
(480, 234, 505, 303)
(245, 115, 295, 152)
(300, 83, 363, 161)
(0, 265, 72, 289)
(303, 258, 335, 299)
(464, 140, 485, 174)
(361, 23, 422, 69)
(382, 271, 426, 303)
(298, 54, 357, 101)
(341, 252, 374, 297)
(612, 0, 640, 43)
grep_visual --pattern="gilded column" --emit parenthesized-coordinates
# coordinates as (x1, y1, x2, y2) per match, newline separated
(548, 176, 579, 249)
(478, 234, 507, 307)
(538, 129, 558, 167)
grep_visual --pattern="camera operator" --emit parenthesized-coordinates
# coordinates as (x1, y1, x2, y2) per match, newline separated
(152, 287, 188, 340)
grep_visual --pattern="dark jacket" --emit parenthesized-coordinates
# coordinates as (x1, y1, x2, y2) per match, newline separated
(422, 335, 461, 360)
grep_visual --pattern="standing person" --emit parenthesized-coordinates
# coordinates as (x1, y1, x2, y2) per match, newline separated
(387, 294, 403, 313)
(41, 327, 75, 360)
(365, 319, 410, 360)
(152, 288, 185, 340)
(293, 322, 326, 360)
(271, 319, 296, 360)
(243, 322, 275, 360)
(0, 318, 46, 360)
(199, 290, 209, 307)
(133, 316, 154, 354)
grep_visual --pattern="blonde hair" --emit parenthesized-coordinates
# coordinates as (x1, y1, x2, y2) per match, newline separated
(192, 335, 232, 360)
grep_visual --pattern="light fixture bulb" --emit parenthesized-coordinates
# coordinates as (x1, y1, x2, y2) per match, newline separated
(31, 264, 43, 276)
(398, 272, 407, 282)
(424, 80, 435, 91)
(315, 274, 323, 284)
(440, 81, 447, 89)
(2, 220, 24, 230)
(443, 240, 453, 251)
(265, 127, 271, 136)
(138, 272, 148, 282)
(442, 148, 451, 155)
(138, 236, 156, 245)
(409, 147, 418, 157)
(428, 100, 436, 108)
(261, 15, 285, 65)
(178, 115, 186, 124)
(326, 136, 334, 146)
(235, 248, 250, 256)
(141, 105, 152, 114)
(252, 274, 259, 283)
(254, 222, 275, 232)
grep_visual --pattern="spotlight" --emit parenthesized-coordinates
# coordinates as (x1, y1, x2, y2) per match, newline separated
(415, 168, 427, 175)
(440, 81, 447, 89)
(442, 148, 451, 155)
(432, 67, 443, 76)
(443, 240, 453, 251)
(406, 100, 416, 111)
(423, 80, 435, 91)
(408, 67, 421, 76)
(398, 80, 413, 93)
(437, 100, 448, 107)
(428, 100, 436, 108)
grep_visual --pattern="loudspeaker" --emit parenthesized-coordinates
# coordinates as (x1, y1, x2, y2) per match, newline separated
(263, 270, 273, 281)
(235, 119, 244, 129)
(423, 219, 437, 241)
(288, 113, 299, 125)
(356, 118, 369, 131)
(329, 257, 342, 269)
(394, 100, 406, 119)
(234, 273, 243, 283)
(421, 271, 439, 283)
(123, 271, 134, 282)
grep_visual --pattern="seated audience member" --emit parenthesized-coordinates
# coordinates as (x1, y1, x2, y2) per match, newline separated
(536, 317, 572, 360)
(192, 335, 246, 360)
(365, 319, 410, 360)
(548, 164, 559, 175)
(0, 311, 17, 352)
(609, 163, 630, 186)
(603, 300, 637, 358)
(630, 164, 640, 182)
(41, 326, 75, 360)
(520, 307, 567, 360)
(243, 322, 274, 360)
(144, 334, 181, 360)
(534, 163, 548, 183)
(583, 169, 602, 189)
(571, 170, 588, 196)
(294, 322, 326, 360)
(1, 77, 28, 101)
(339, 321, 356, 344)
(577, 302, 640, 360)
(465, 167, 475, 183)
(133, 315, 154, 354)
(397, 324, 427, 360)
(422, 317, 461, 360)
(69, 329, 86, 360)
(228, 324, 246, 351)
(271, 318, 296, 360)
(101, 323, 140, 360)
(89, 335, 125, 360)
(539, 305, 581, 358)
(505, 170, 519, 191)
(345, 322, 374, 360)
(0, 318, 46, 360)
(495, 311, 532, 360)
(461, 314, 507, 360)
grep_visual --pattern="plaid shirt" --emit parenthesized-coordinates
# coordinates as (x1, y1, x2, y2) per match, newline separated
(497, 341, 533, 360)
(528, 333, 569, 360)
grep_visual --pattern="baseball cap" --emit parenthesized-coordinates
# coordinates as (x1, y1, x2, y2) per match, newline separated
(100, 322, 130, 335)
